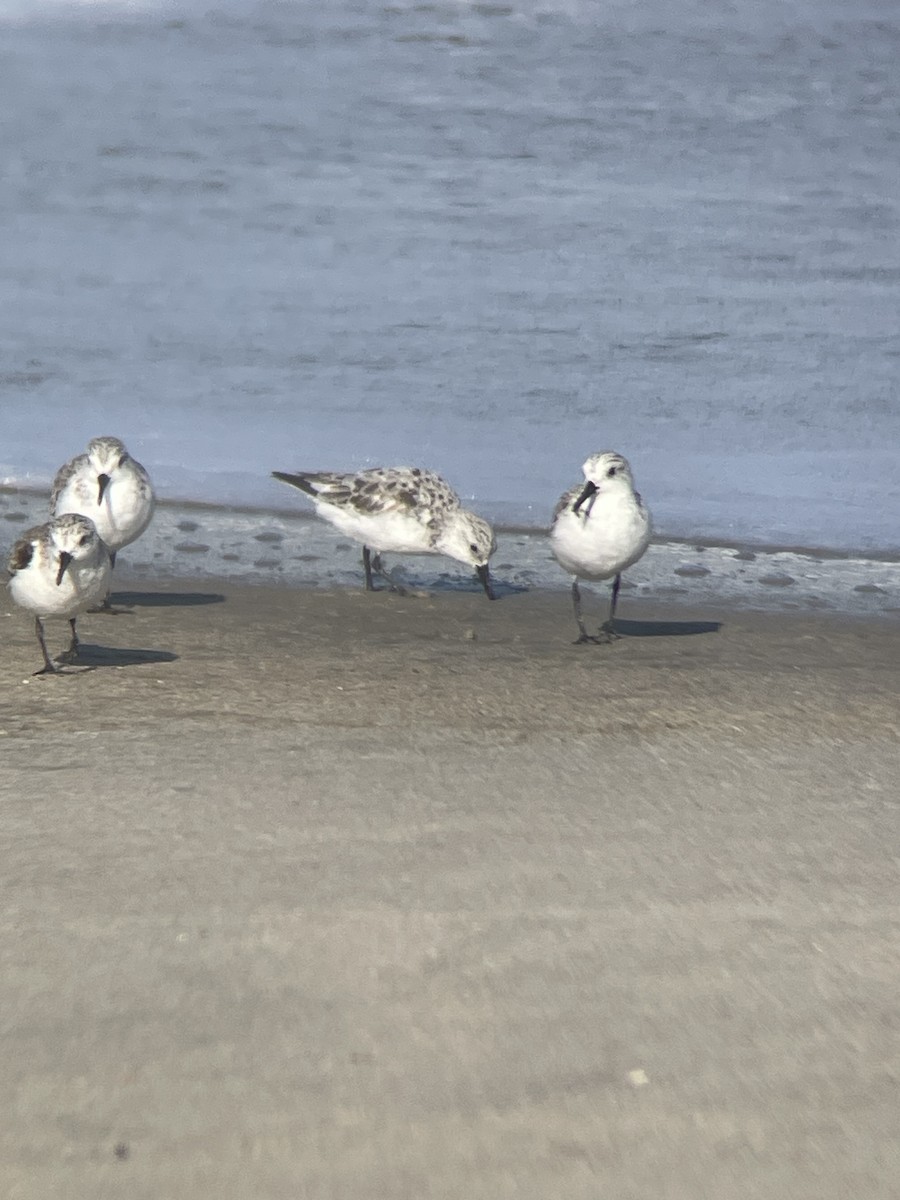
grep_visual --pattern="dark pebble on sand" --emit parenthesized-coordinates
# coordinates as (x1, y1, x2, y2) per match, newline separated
(254, 531, 283, 543)
(853, 583, 886, 594)
(176, 520, 200, 532)
(674, 564, 711, 577)
(174, 542, 210, 554)
(759, 573, 795, 587)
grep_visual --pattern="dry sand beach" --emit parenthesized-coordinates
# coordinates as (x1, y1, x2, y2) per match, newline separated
(1, 579, 899, 1198)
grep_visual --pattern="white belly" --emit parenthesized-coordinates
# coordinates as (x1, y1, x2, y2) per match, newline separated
(551, 496, 651, 581)
(55, 476, 154, 553)
(9, 559, 110, 619)
(318, 504, 434, 555)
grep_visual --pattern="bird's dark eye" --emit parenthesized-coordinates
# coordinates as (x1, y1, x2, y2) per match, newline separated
(469, 543, 479, 554)
(607, 465, 618, 477)
(79, 534, 90, 545)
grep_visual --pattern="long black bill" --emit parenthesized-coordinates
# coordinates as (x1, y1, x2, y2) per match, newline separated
(97, 473, 111, 504)
(476, 564, 496, 601)
(56, 551, 73, 587)
(572, 479, 598, 516)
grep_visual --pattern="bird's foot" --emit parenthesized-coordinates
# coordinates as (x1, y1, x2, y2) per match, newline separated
(34, 661, 84, 676)
(376, 572, 413, 597)
(573, 625, 620, 646)
(363, 579, 407, 595)
(36, 662, 94, 676)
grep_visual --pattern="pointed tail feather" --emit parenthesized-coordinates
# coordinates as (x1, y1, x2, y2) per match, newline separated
(272, 470, 317, 498)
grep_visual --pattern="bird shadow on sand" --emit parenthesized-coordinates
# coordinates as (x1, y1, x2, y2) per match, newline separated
(109, 590, 226, 608)
(68, 644, 179, 669)
(612, 617, 722, 638)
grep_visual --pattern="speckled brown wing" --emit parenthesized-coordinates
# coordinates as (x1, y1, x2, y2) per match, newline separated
(49, 453, 88, 511)
(6, 527, 41, 576)
(276, 467, 460, 522)
(552, 483, 582, 523)
(411, 469, 460, 514)
(346, 471, 417, 514)
(349, 469, 461, 522)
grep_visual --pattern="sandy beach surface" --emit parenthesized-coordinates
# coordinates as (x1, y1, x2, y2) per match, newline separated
(1, 578, 899, 1198)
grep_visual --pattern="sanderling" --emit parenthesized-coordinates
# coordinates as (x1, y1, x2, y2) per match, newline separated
(51, 436, 155, 607)
(550, 451, 651, 643)
(7, 513, 112, 674)
(272, 466, 497, 598)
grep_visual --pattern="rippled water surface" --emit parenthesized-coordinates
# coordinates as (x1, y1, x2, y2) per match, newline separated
(1, 0, 898, 549)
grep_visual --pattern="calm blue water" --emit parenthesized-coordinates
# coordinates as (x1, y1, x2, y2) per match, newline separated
(2, 0, 899, 551)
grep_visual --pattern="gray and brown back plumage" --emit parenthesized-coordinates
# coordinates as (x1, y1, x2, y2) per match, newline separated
(552, 483, 583, 523)
(49, 454, 91, 511)
(272, 467, 461, 531)
(7, 526, 43, 576)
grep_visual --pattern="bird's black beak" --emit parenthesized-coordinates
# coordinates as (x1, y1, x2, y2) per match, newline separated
(572, 480, 597, 516)
(97, 473, 110, 504)
(476, 563, 496, 600)
(56, 551, 73, 587)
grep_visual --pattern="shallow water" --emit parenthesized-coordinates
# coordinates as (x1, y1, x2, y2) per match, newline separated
(4, 486, 899, 616)
(1, 0, 899, 551)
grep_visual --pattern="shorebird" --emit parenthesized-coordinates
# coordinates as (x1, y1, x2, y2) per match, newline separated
(272, 466, 496, 598)
(550, 451, 651, 643)
(51, 436, 155, 608)
(7, 514, 112, 674)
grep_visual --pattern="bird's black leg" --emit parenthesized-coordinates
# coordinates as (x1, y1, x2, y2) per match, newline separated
(599, 574, 623, 642)
(362, 546, 376, 591)
(572, 579, 601, 645)
(97, 553, 116, 610)
(372, 553, 410, 597)
(58, 617, 80, 664)
(91, 552, 131, 614)
(33, 616, 61, 675)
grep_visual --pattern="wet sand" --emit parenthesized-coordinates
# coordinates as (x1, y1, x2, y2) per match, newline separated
(2, 579, 899, 1198)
